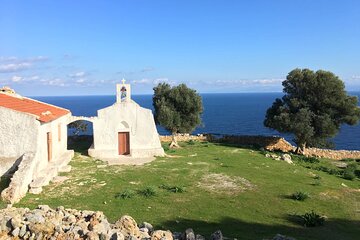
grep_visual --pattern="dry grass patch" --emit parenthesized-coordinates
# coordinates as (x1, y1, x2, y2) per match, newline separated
(198, 173, 255, 195)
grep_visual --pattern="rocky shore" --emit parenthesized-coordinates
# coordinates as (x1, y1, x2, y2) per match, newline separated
(0, 206, 296, 240)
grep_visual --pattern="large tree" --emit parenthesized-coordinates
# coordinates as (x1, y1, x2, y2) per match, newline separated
(264, 68, 360, 152)
(153, 83, 203, 148)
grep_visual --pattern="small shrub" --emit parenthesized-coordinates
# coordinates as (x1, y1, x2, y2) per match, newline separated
(303, 157, 320, 164)
(346, 163, 358, 171)
(160, 184, 185, 193)
(314, 175, 321, 180)
(138, 187, 157, 197)
(187, 140, 196, 145)
(162, 145, 170, 151)
(291, 191, 309, 201)
(314, 166, 341, 176)
(301, 210, 325, 227)
(294, 155, 320, 164)
(311, 180, 321, 186)
(355, 169, 360, 178)
(343, 169, 356, 180)
(115, 190, 135, 199)
(343, 163, 358, 180)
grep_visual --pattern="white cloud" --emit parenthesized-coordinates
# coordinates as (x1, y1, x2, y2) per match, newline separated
(39, 78, 68, 87)
(212, 78, 284, 86)
(0, 56, 18, 62)
(131, 77, 176, 85)
(69, 71, 86, 78)
(27, 56, 49, 62)
(131, 78, 152, 84)
(0, 63, 32, 73)
(11, 75, 24, 82)
(0, 56, 49, 73)
(28, 75, 40, 81)
(76, 78, 85, 83)
(140, 67, 155, 73)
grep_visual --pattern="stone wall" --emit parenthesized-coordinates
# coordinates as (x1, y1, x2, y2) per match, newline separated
(1, 152, 37, 204)
(215, 135, 295, 152)
(159, 134, 208, 142)
(305, 148, 360, 160)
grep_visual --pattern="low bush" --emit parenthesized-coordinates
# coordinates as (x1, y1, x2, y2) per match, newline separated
(343, 169, 356, 180)
(138, 187, 157, 197)
(187, 140, 196, 145)
(313, 175, 321, 180)
(314, 166, 342, 176)
(311, 181, 321, 186)
(303, 157, 320, 164)
(291, 191, 309, 201)
(343, 163, 359, 180)
(293, 155, 320, 164)
(301, 210, 325, 227)
(115, 189, 135, 199)
(159, 184, 185, 193)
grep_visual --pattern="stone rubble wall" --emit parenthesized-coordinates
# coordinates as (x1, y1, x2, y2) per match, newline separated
(159, 134, 208, 142)
(1, 152, 37, 204)
(216, 135, 295, 152)
(0, 205, 225, 240)
(305, 148, 360, 160)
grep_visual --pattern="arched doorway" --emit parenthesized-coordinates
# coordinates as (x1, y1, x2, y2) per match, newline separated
(67, 120, 94, 155)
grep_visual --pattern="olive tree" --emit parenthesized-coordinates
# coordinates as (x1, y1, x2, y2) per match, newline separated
(153, 83, 203, 148)
(264, 68, 360, 153)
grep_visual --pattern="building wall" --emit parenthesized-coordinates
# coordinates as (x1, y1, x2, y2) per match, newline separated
(89, 101, 164, 158)
(0, 106, 39, 158)
(33, 113, 71, 176)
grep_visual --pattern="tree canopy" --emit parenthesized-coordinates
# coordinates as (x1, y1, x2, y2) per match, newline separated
(153, 83, 203, 135)
(264, 68, 360, 151)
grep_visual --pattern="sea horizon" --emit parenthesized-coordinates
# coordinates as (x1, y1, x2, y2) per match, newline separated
(28, 90, 360, 98)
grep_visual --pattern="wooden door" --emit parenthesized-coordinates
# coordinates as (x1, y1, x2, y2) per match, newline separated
(47, 132, 52, 161)
(118, 132, 130, 155)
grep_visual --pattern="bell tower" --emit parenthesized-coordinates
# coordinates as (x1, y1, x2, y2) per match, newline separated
(116, 78, 131, 103)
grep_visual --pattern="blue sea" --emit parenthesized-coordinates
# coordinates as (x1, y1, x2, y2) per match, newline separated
(33, 93, 360, 150)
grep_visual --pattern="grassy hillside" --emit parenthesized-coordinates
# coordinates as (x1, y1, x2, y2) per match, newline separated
(2, 141, 360, 239)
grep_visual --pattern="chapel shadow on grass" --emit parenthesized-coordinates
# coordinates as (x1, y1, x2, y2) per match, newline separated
(158, 217, 360, 240)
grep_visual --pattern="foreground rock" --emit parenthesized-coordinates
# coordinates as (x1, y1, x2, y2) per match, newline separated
(0, 206, 226, 240)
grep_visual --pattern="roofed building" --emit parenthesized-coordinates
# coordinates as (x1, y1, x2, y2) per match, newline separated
(0, 87, 74, 203)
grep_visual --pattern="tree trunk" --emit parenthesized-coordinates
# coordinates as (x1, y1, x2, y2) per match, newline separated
(169, 133, 180, 149)
(295, 143, 306, 155)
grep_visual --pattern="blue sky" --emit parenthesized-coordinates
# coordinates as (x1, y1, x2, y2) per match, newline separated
(0, 0, 360, 96)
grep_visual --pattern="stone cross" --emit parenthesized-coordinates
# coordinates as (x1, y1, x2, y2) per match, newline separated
(121, 78, 126, 85)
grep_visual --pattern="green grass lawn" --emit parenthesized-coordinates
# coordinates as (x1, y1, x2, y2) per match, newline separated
(2, 141, 360, 239)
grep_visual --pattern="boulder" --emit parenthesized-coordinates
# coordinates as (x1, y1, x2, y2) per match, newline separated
(196, 234, 205, 240)
(151, 230, 173, 240)
(210, 230, 223, 240)
(183, 228, 195, 240)
(139, 221, 154, 233)
(281, 154, 293, 164)
(114, 215, 140, 237)
(110, 231, 125, 240)
(272, 233, 297, 240)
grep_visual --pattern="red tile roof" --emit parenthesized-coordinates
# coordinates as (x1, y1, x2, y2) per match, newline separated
(0, 93, 70, 123)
